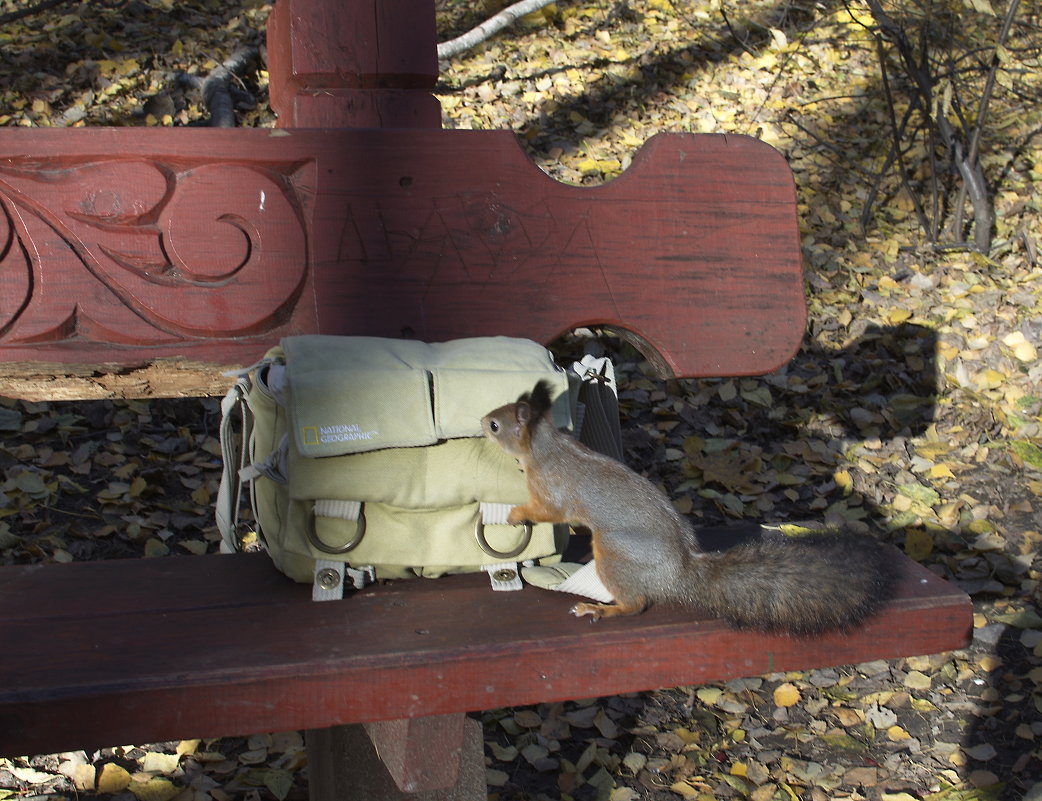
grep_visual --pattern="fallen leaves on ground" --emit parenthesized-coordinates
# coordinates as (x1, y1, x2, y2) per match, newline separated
(2, 0, 1041, 799)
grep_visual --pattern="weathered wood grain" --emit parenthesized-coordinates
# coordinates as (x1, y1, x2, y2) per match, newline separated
(0, 547, 971, 758)
(0, 129, 804, 399)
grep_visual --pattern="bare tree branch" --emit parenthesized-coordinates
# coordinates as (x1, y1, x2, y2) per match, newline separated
(0, 0, 75, 26)
(437, 0, 557, 60)
(179, 46, 261, 128)
(952, 0, 1021, 247)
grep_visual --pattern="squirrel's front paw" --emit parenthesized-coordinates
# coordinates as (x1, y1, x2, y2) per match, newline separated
(507, 507, 531, 526)
(571, 602, 604, 620)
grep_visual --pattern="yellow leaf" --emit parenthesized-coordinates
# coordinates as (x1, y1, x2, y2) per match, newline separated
(916, 441, 952, 459)
(887, 307, 912, 324)
(833, 707, 863, 727)
(1012, 341, 1038, 362)
(669, 781, 702, 798)
(844, 6, 874, 26)
(71, 763, 96, 792)
(128, 777, 181, 801)
(752, 52, 777, 71)
(773, 682, 801, 707)
(144, 538, 170, 558)
(929, 464, 955, 480)
(140, 752, 181, 773)
(963, 0, 996, 14)
(904, 528, 933, 560)
(97, 763, 131, 794)
(903, 670, 932, 691)
(974, 369, 1005, 390)
(696, 687, 722, 705)
(886, 725, 911, 741)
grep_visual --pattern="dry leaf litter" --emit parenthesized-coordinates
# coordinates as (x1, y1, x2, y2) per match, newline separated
(1, 0, 1041, 800)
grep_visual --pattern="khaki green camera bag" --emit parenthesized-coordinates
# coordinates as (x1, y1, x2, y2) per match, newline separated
(216, 336, 620, 599)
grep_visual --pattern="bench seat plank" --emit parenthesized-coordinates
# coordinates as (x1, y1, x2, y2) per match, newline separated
(0, 547, 970, 757)
(0, 128, 804, 399)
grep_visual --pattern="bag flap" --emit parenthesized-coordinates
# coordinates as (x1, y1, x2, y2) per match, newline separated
(281, 335, 569, 458)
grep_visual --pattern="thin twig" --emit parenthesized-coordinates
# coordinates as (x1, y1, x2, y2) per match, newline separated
(0, 0, 75, 26)
(865, 33, 933, 239)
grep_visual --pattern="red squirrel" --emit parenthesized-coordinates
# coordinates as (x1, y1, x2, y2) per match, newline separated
(481, 381, 897, 635)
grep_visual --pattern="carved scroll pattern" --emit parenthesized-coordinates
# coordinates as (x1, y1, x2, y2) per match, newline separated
(0, 159, 308, 347)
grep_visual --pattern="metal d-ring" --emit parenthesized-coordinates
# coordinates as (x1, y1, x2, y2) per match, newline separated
(475, 518, 532, 559)
(305, 505, 366, 554)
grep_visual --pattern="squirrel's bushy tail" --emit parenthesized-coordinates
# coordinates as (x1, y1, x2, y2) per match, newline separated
(684, 533, 897, 635)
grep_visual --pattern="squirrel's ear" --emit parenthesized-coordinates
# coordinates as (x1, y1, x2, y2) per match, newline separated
(515, 401, 531, 426)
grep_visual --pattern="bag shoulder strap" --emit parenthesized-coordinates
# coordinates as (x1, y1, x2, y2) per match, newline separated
(216, 374, 253, 554)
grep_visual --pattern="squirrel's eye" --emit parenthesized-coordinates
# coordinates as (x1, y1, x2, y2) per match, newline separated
(489, 420, 499, 432)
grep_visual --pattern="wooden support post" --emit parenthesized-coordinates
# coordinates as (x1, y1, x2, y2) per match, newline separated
(266, 0, 442, 128)
(306, 715, 484, 801)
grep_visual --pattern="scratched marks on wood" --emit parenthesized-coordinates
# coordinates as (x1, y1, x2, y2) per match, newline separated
(0, 158, 308, 346)
(313, 131, 806, 377)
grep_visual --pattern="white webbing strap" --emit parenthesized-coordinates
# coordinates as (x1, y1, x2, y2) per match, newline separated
(478, 502, 515, 526)
(481, 563, 523, 591)
(309, 502, 374, 601)
(312, 559, 345, 602)
(314, 499, 363, 520)
(477, 503, 528, 591)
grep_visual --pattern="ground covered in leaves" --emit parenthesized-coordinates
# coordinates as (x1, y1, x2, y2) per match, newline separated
(2, 0, 1042, 800)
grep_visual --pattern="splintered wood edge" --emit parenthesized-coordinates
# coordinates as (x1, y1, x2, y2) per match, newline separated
(0, 360, 241, 401)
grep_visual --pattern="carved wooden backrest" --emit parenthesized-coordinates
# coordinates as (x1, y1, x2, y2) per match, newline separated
(0, 0, 805, 399)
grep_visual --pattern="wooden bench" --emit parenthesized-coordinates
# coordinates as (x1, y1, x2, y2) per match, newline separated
(0, 1, 972, 798)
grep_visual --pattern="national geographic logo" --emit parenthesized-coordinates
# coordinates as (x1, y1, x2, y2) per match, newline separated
(302, 424, 378, 445)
